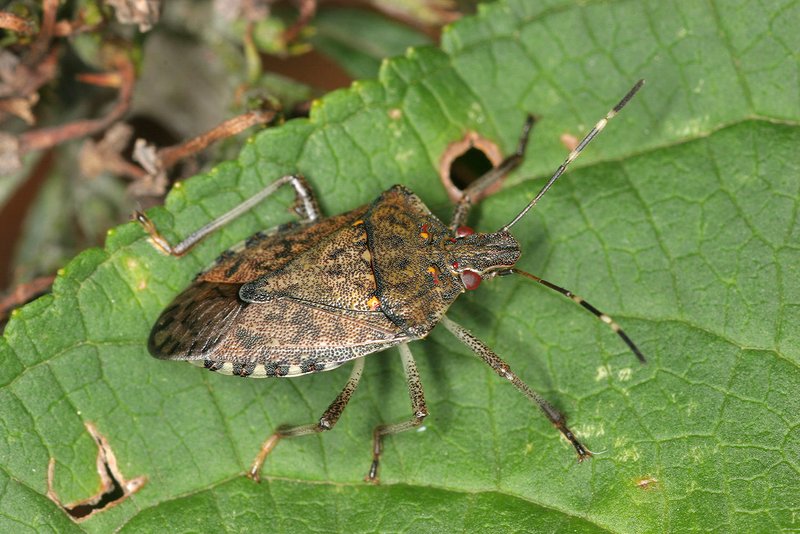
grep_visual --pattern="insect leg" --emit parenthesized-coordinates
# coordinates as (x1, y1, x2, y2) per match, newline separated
(365, 343, 428, 484)
(439, 315, 592, 461)
(503, 268, 646, 363)
(247, 357, 365, 483)
(449, 115, 535, 231)
(136, 174, 321, 256)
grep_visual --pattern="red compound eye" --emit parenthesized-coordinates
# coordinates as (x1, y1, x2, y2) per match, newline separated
(456, 226, 475, 237)
(460, 269, 482, 290)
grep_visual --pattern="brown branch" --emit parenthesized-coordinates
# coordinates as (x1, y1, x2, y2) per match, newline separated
(158, 109, 276, 169)
(282, 0, 317, 46)
(0, 46, 59, 100)
(17, 55, 135, 154)
(325, 0, 458, 39)
(53, 9, 103, 38)
(128, 109, 275, 197)
(75, 71, 125, 88)
(27, 0, 59, 66)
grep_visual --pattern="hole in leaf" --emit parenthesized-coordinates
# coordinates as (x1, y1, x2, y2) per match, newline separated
(47, 422, 147, 522)
(449, 147, 493, 190)
(439, 131, 502, 203)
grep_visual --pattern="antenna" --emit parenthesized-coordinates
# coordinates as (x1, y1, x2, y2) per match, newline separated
(501, 79, 644, 232)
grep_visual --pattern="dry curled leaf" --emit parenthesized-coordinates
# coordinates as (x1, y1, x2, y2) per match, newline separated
(106, 0, 162, 31)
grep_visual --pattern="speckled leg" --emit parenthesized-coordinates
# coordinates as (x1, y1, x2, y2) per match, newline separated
(440, 315, 592, 462)
(248, 357, 365, 482)
(365, 343, 428, 484)
(449, 115, 534, 231)
(137, 174, 320, 256)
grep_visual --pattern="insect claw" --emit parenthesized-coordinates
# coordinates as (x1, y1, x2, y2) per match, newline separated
(515, 114, 536, 157)
(248, 432, 282, 483)
(246, 467, 262, 483)
(364, 461, 380, 485)
(567, 433, 593, 462)
(132, 209, 147, 225)
(133, 210, 179, 256)
(553, 420, 592, 462)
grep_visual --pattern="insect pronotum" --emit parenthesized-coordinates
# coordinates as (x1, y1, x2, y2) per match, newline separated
(137, 80, 646, 483)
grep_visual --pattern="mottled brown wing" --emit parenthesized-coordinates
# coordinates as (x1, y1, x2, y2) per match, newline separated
(365, 186, 464, 337)
(201, 296, 407, 376)
(199, 205, 369, 284)
(148, 281, 245, 359)
(148, 280, 408, 377)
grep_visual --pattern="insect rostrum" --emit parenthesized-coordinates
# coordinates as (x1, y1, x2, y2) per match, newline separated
(138, 80, 645, 483)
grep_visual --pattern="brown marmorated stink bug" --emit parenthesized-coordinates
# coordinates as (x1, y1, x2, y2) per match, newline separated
(137, 80, 646, 483)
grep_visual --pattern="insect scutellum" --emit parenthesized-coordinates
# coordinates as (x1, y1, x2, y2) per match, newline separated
(138, 80, 646, 484)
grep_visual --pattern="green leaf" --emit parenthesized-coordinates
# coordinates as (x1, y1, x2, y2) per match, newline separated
(2, 0, 798, 532)
(311, 7, 433, 79)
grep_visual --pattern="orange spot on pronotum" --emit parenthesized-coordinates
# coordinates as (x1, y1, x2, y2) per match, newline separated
(367, 296, 380, 310)
(427, 266, 440, 285)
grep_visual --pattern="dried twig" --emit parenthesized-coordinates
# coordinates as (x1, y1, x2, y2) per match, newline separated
(282, 0, 317, 46)
(18, 54, 135, 154)
(79, 123, 147, 181)
(106, 0, 161, 32)
(53, 11, 98, 37)
(0, 47, 59, 101)
(26, 0, 58, 66)
(159, 109, 275, 168)
(130, 109, 276, 197)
